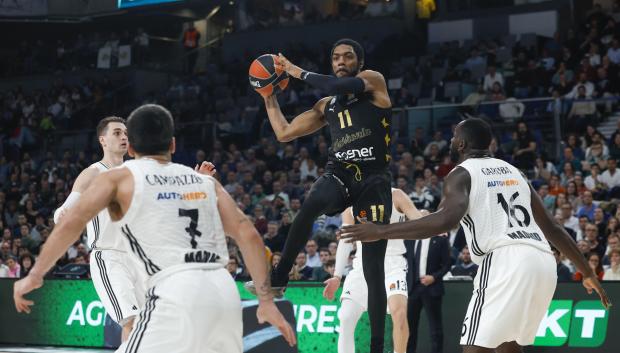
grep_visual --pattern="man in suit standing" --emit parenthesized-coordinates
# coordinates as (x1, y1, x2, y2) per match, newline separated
(405, 227, 451, 353)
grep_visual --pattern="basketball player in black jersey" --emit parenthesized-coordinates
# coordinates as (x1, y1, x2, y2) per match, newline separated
(248, 38, 393, 353)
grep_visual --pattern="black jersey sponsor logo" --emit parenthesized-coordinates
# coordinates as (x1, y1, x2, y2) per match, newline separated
(145, 174, 203, 186)
(184, 250, 221, 263)
(332, 128, 372, 151)
(334, 147, 375, 161)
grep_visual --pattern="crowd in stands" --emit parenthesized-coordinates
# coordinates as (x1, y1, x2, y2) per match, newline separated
(235, 0, 400, 32)
(2, 28, 151, 78)
(2, 2, 620, 284)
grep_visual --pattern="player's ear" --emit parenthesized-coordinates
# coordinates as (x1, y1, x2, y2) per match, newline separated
(127, 144, 136, 158)
(98, 135, 106, 148)
(170, 137, 176, 155)
(358, 60, 364, 72)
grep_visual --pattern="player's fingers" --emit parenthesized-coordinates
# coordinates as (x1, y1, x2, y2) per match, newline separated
(287, 323, 297, 346)
(16, 299, 33, 314)
(279, 321, 296, 346)
(594, 285, 611, 309)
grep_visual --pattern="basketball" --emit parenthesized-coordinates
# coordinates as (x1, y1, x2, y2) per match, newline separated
(248, 54, 289, 97)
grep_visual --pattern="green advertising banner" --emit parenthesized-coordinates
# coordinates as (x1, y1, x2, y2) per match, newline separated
(0, 279, 618, 352)
(237, 282, 394, 352)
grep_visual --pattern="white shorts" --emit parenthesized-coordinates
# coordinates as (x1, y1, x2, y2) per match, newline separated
(341, 255, 408, 311)
(90, 249, 147, 326)
(460, 244, 557, 348)
(116, 267, 242, 353)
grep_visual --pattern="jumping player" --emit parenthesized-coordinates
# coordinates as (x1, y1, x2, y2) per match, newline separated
(15, 104, 296, 352)
(324, 188, 422, 353)
(340, 118, 610, 353)
(249, 38, 393, 353)
(53, 116, 146, 341)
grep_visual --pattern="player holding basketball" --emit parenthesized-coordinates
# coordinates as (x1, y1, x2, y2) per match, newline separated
(14, 104, 296, 352)
(248, 38, 393, 353)
(53, 116, 146, 342)
(324, 188, 422, 353)
(340, 118, 611, 353)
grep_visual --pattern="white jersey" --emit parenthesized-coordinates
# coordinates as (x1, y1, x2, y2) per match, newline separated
(352, 190, 406, 269)
(457, 157, 552, 264)
(113, 159, 229, 282)
(86, 161, 125, 251)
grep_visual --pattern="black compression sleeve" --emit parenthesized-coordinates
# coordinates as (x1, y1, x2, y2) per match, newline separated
(300, 71, 365, 95)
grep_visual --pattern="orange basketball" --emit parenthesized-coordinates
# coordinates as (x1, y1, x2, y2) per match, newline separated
(248, 54, 289, 97)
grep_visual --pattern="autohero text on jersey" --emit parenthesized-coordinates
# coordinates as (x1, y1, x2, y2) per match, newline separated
(157, 192, 207, 201)
(145, 174, 203, 186)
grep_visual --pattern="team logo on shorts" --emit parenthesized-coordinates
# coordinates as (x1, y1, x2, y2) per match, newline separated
(389, 283, 396, 290)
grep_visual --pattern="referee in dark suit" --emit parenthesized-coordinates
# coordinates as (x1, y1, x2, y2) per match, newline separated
(405, 234, 451, 353)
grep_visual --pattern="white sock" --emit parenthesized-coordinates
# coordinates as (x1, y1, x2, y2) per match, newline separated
(338, 299, 365, 353)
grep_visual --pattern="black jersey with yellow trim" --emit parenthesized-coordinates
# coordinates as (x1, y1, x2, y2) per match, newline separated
(324, 92, 392, 173)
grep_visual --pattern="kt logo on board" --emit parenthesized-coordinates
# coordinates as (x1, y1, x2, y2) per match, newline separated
(534, 300, 609, 348)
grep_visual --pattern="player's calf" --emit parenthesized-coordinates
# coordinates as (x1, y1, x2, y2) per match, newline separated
(387, 295, 408, 353)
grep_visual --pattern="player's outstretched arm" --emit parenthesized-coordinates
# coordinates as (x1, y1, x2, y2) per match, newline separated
(392, 189, 424, 221)
(53, 167, 99, 224)
(264, 95, 328, 142)
(529, 184, 611, 309)
(215, 180, 297, 346)
(215, 179, 272, 299)
(15, 170, 125, 313)
(340, 167, 471, 242)
(276, 54, 390, 107)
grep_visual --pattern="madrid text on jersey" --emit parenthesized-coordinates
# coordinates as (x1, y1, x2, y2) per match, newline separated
(145, 174, 203, 186)
(184, 250, 221, 264)
(506, 230, 543, 241)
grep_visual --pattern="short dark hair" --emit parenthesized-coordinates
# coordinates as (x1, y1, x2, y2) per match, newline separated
(331, 38, 365, 64)
(460, 118, 493, 150)
(126, 104, 174, 155)
(96, 116, 125, 137)
(319, 247, 330, 254)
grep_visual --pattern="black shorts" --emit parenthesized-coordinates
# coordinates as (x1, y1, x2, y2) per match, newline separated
(317, 161, 392, 224)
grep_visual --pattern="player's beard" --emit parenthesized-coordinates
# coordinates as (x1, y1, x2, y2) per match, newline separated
(449, 145, 460, 163)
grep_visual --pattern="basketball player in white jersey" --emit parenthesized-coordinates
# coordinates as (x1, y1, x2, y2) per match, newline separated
(340, 118, 610, 353)
(53, 116, 146, 342)
(324, 188, 422, 353)
(14, 104, 296, 352)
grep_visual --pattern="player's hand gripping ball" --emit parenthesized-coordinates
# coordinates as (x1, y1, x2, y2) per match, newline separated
(248, 54, 289, 98)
